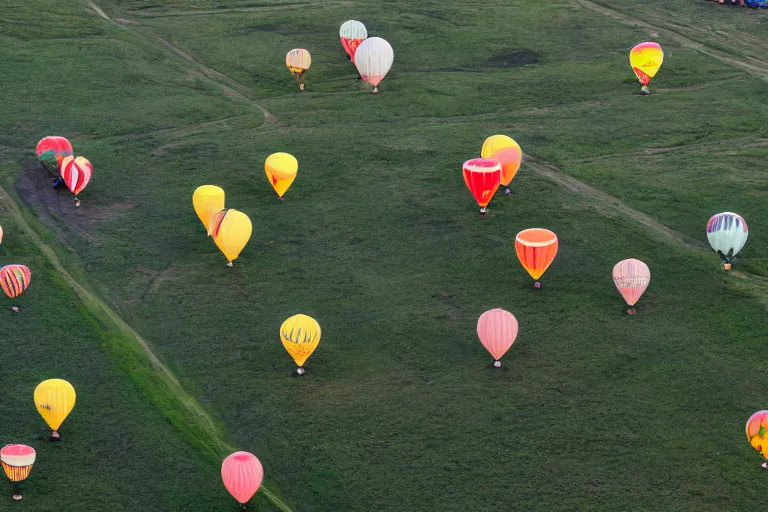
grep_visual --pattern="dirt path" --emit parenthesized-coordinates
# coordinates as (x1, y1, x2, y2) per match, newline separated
(577, 0, 768, 82)
(88, 1, 278, 125)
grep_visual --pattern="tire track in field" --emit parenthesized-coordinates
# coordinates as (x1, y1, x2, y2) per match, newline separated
(88, 1, 278, 125)
(577, 0, 768, 82)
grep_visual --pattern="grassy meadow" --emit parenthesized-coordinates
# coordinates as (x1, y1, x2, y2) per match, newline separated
(0, 0, 767, 510)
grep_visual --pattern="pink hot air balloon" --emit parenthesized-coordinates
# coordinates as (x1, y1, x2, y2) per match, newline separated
(221, 451, 264, 506)
(612, 258, 650, 315)
(477, 308, 519, 368)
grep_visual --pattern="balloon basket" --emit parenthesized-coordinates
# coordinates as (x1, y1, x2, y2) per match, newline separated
(372, 86, 379, 94)
(299, 83, 305, 91)
(12, 494, 22, 501)
(493, 361, 502, 368)
(278, 196, 285, 202)
(627, 307, 636, 316)
(11, 306, 19, 313)
(724, 263, 732, 271)
(504, 187, 511, 195)
(296, 367, 306, 376)
(640, 86, 650, 95)
(479, 207, 487, 215)
(226, 262, 233, 268)
(50, 430, 60, 441)
(75, 200, 81, 208)
(533, 281, 541, 289)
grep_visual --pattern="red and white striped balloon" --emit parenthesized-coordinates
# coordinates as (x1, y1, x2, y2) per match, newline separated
(60, 156, 92, 197)
(477, 308, 519, 367)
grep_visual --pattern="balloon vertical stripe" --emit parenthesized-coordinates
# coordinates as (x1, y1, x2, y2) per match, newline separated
(1, 463, 32, 482)
(0, 445, 35, 482)
(515, 229, 558, 281)
(706, 212, 748, 264)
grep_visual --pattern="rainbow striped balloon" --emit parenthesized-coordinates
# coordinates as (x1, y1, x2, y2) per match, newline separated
(0, 265, 31, 299)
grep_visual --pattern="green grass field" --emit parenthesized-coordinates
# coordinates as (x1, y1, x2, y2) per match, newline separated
(1, 0, 767, 510)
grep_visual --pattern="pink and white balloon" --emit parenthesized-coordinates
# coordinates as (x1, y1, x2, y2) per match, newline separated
(612, 259, 650, 315)
(354, 37, 394, 93)
(477, 308, 519, 367)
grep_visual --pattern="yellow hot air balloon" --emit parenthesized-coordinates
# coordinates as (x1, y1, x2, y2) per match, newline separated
(210, 209, 252, 267)
(286, 49, 311, 91)
(481, 135, 522, 195)
(265, 153, 298, 200)
(193, 185, 225, 235)
(280, 314, 321, 375)
(34, 379, 76, 440)
(630, 42, 663, 94)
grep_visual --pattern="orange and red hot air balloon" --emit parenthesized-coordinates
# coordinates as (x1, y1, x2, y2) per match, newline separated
(463, 158, 501, 215)
(221, 451, 264, 507)
(60, 155, 92, 207)
(477, 308, 519, 368)
(36, 136, 72, 175)
(1, 264, 31, 312)
(515, 228, 558, 288)
(746, 411, 768, 466)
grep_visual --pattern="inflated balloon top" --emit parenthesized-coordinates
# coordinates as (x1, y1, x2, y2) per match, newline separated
(477, 308, 519, 368)
(221, 451, 264, 505)
(36, 136, 72, 175)
(462, 158, 501, 215)
(210, 209, 253, 267)
(630, 42, 663, 94)
(515, 228, 558, 288)
(355, 37, 394, 93)
(746, 411, 768, 457)
(280, 314, 321, 375)
(707, 212, 748, 270)
(264, 152, 298, 199)
(1, 264, 31, 300)
(612, 259, 650, 315)
(286, 49, 311, 90)
(481, 135, 522, 194)
(192, 185, 225, 235)
(339, 20, 367, 62)
(59, 155, 92, 207)
(34, 379, 76, 440)
(1, 444, 36, 500)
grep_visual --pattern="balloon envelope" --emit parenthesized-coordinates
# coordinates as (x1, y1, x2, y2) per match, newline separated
(463, 158, 501, 210)
(0, 265, 31, 299)
(707, 212, 748, 263)
(0, 445, 35, 482)
(630, 42, 663, 85)
(221, 451, 264, 505)
(613, 258, 650, 307)
(0, 225, 3, 245)
(210, 209, 252, 264)
(355, 37, 394, 88)
(477, 308, 518, 363)
(36, 136, 72, 174)
(286, 49, 311, 89)
(265, 153, 298, 198)
(747, 411, 768, 455)
(339, 20, 367, 61)
(60, 155, 92, 196)
(280, 314, 321, 367)
(515, 229, 558, 281)
(34, 379, 76, 431)
(481, 135, 522, 187)
(192, 185, 225, 235)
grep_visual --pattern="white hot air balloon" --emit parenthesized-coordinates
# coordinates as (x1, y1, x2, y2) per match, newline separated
(339, 20, 368, 63)
(354, 37, 394, 93)
(706, 212, 748, 270)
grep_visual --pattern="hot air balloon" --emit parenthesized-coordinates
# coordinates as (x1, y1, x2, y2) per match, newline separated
(630, 42, 663, 94)
(747, 411, 768, 466)
(612, 259, 650, 315)
(210, 209, 252, 267)
(221, 451, 264, 506)
(1, 445, 35, 501)
(707, 212, 748, 270)
(481, 135, 522, 195)
(286, 49, 311, 91)
(34, 379, 76, 440)
(1, 264, 31, 312)
(59, 155, 92, 207)
(192, 185, 225, 235)
(515, 228, 558, 288)
(0, 225, 3, 245)
(339, 20, 367, 62)
(463, 158, 501, 215)
(355, 37, 394, 93)
(477, 308, 519, 368)
(264, 153, 298, 200)
(36, 136, 73, 176)
(280, 314, 321, 375)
